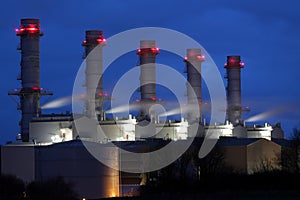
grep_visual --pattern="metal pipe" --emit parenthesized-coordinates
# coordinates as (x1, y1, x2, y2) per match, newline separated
(224, 55, 244, 125)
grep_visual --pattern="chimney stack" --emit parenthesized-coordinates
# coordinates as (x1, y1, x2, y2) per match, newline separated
(224, 55, 244, 125)
(137, 40, 159, 120)
(184, 49, 204, 122)
(9, 18, 52, 142)
(82, 30, 106, 119)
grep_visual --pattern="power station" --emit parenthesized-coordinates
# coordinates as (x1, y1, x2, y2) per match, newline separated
(1, 18, 285, 199)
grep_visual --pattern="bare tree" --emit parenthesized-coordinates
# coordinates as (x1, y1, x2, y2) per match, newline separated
(254, 154, 281, 173)
(281, 126, 300, 173)
(193, 146, 231, 177)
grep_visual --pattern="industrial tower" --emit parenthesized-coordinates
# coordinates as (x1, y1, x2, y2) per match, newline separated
(184, 48, 205, 122)
(82, 30, 106, 119)
(9, 19, 52, 142)
(224, 55, 244, 125)
(137, 40, 159, 121)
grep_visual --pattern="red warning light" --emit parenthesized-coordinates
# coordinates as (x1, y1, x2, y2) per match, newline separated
(229, 59, 236, 64)
(185, 55, 205, 62)
(97, 38, 106, 44)
(151, 97, 156, 101)
(151, 48, 160, 54)
(225, 58, 244, 68)
(97, 92, 109, 97)
(137, 48, 160, 55)
(27, 27, 38, 32)
(197, 55, 205, 61)
(16, 24, 40, 35)
(32, 86, 40, 91)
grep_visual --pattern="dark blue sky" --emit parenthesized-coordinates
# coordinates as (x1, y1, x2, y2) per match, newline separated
(0, 0, 299, 143)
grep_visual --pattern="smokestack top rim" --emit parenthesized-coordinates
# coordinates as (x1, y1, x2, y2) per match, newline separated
(187, 48, 202, 55)
(83, 30, 105, 46)
(225, 55, 244, 68)
(21, 18, 40, 25)
(17, 18, 42, 36)
(227, 55, 241, 59)
(185, 48, 204, 62)
(140, 40, 156, 48)
(85, 30, 103, 35)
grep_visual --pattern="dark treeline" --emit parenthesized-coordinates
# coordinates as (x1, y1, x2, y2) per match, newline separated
(0, 174, 77, 200)
(138, 128, 300, 199)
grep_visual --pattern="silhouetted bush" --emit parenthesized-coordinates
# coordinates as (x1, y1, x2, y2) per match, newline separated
(26, 176, 77, 200)
(0, 174, 25, 199)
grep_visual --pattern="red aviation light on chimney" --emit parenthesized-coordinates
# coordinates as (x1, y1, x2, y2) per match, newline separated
(97, 38, 106, 44)
(229, 58, 236, 64)
(137, 47, 160, 55)
(97, 92, 109, 97)
(184, 54, 205, 62)
(32, 86, 40, 91)
(225, 56, 244, 68)
(16, 24, 40, 35)
(82, 31, 106, 46)
(151, 47, 160, 54)
(197, 55, 205, 61)
(151, 97, 157, 101)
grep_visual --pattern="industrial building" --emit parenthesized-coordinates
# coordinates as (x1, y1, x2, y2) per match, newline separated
(1, 18, 285, 199)
(217, 137, 281, 174)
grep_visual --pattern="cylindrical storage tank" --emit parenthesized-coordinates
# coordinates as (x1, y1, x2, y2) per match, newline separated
(224, 56, 244, 125)
(35, 142, 120, 199)
(82, 30, 105, 118)
(137, 40, 159, 119)
(184, 49, 204, 122)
